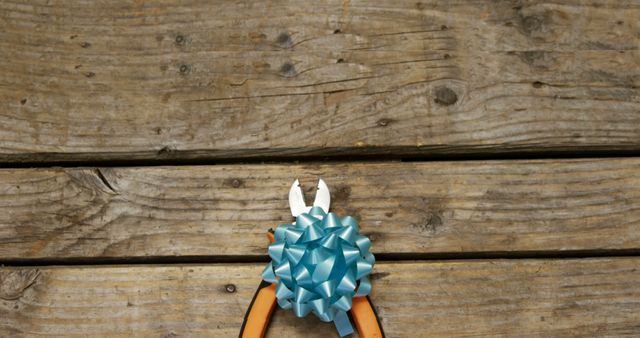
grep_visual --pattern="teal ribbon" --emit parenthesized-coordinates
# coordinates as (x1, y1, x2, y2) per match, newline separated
(262, 206, 375, 337)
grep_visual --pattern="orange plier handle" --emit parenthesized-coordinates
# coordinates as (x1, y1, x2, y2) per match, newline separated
(239, 231, 385, 338)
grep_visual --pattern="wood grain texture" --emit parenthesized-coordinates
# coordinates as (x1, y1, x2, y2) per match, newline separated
(0, 0, 638, 162)
(1, 258, 640, 337)
(1, 158, 639, 261)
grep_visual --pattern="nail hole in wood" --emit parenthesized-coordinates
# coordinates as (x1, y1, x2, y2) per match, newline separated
(376, 118, 394, 127)
(225, 284, 236, 293)
(175, 34, 186, 45)
(179, 64, 191, 75)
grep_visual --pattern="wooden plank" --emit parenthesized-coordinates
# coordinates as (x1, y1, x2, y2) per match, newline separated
(0, 1, 638, 162)
(1, 158, 639, 261)
(1, 258, 639, 336)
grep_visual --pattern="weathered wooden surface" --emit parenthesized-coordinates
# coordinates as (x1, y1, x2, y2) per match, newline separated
(1, 158, 639, 261)
(1, 259, 639, 337)
(1, 1, 638, 162)
(2, 1, 639, 335)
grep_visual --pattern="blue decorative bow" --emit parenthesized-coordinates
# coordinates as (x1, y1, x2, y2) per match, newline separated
(261, 206, 375, 336)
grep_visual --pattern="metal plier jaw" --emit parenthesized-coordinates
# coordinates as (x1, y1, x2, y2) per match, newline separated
(288, 178, 331, 217)
(239, 179, 385, 338)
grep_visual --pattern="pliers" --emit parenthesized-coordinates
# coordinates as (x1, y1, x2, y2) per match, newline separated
(239, 179, 385, 337)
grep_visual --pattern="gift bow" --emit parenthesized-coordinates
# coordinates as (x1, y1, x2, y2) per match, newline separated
(261, 206, 375, 336)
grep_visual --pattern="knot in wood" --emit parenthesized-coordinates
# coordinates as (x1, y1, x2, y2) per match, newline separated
(434, 87, 458, 106)
(276, 32, 293, 48)
(280, 62, 296, 77)
(0, 269, 40, 301)
(522, 15, 543, 34)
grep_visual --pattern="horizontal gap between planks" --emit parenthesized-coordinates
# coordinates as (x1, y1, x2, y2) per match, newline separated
(1, 146, 640, 168)
(2, 249, 640, 267)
